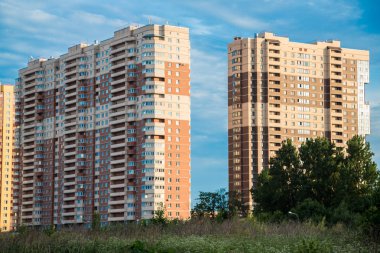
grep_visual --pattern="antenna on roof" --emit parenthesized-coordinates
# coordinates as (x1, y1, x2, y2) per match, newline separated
(148, 16, 152, 25)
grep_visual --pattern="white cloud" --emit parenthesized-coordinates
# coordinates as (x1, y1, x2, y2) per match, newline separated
(185, 18, 220, 35)
(225, 15, 267, 30)
(0, 1, 56, 25)
(0, 0, 134, 71)
(72, 11, 126, 27)
(142, 14, 167, 24)
(251, 0, 362, 21)
(191, 48, 228, 134)
(0, 53, 25, 68)
(306, 0, 362, 20)
(211, 4, 266, 29)
(72, 11, 109, 24)
(191, 48, 226, 91)
(0, 0, 129, 41)
(29, 9, 57, 22)
(0, 52, 24, 61)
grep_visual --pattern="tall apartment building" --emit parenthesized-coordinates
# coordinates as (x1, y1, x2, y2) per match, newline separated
(16, 24, 191, 228)
(228, 32, 370, 209)
(0, 85, 15, 232)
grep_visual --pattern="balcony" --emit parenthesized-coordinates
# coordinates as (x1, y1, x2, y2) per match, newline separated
(110, 174, 125, 181)
(65, 67, 77, 76)
(65, 60, 77, 69)
(111, 60, 126, 70)
(111, 69, 125, 79)
(108, 216, 125, 222)
(111, 85, 126, 93)
(111, 116, 126, 125)
(110, 109, 125, 117)
(110, 44, 126, 55)
(110, 158, 126, 165)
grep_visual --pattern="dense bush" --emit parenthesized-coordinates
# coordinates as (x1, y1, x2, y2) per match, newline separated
(292, 198, 326, 223)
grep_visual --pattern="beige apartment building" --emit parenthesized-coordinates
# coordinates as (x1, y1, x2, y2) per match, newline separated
(0, 85, 15, 232)
(228, 32, 370, 210)
(16, 24, 191, 228)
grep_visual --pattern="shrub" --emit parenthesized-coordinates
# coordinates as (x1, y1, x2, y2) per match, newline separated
(128, 240, 152, 253)
(292, 198, 326, 223)
(254, 210, 286, 223)
(293, 238, 333, 253)
(43, 225, 56, 237)
(329, 202, 363, 227)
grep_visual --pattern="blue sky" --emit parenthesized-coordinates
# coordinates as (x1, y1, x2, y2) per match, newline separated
(0, 0, 379, 204)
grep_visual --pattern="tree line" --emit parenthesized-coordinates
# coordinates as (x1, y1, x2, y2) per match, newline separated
(192, 136, 380, 229)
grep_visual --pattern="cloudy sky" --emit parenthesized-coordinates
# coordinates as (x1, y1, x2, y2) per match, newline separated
(0, 0, 379, 203)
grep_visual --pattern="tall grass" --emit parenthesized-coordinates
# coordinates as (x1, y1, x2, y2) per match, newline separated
(0, 219, 376, 253)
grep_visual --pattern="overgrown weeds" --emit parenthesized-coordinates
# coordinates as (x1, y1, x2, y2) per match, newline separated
(0, 219, 376, 253)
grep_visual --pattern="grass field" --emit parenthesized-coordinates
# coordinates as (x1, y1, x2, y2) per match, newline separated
(0, 219, 377, 253)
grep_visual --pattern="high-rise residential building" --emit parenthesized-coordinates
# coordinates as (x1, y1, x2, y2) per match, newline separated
(0, 85, 15, 232)
(228, 32, 370, 210)
(16, 24, 191, 228)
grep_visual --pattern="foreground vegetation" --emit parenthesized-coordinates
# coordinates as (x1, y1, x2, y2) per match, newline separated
(252, 136, 380, 229)
(192, 137, 380, 230)
(0, 219, 377, 253)
(1, 136, 379, 252)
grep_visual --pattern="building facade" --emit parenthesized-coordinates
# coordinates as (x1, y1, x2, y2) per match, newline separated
(228, 32, 370, 209)
(0, 85, 15, 232)
(16, 24, 191, 227)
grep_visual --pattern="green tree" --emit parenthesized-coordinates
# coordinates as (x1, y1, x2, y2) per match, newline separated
(215, 188, 229, 220)
(228, 190, 244, 217)
(364, 182, 380, 228)
(338, 135, 378, 211)
(192, 191, 216, 218)
(252, 136, 379, 226)
(253, 139, 302, 213)
(151, 202, 167, 224)
(192, 189, 229, 219)
(299, 138, 343, 208)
